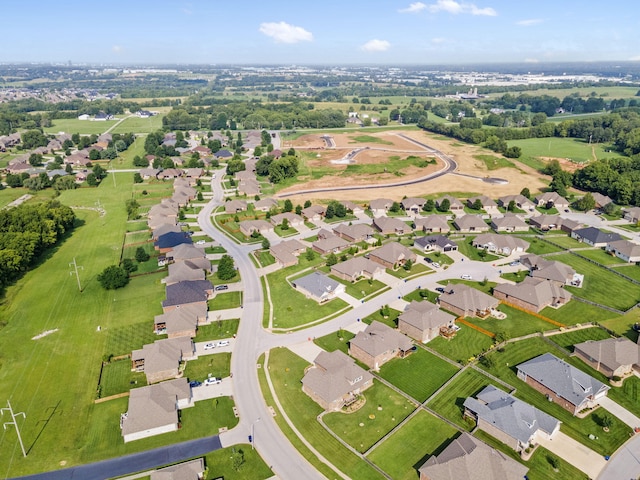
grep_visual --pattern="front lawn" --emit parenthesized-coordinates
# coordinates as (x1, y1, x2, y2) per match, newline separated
(255, 250, 276, 267)
(422, 251, 454, 265)
(500, 271, 528, 283)
(195, 318, 239, 341)
(204, 444, 274, 480)
(429, 325, 494, 364)
(403, 289, 439, 304)
(438, 278, 496, 296)
(340, 277, 387, 299)
(208, 291, 242, 310)
(378, 348, 459, 402)
(554, 254, 640, 311)
(323, 381, 417, 453)
(367, 411, 459, 480)
(363, 307, 402, 329)
(183, 352, 231, 381)
(274, 225, 298, 237)
(314, 329, 356, 354)
(455, 237, 500, 262)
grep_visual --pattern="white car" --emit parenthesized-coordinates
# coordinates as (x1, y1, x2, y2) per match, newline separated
(196, 240, 206, 245)
(204, 377, 222, 386)
(204, 342, 216, 350)
(460, 274, 472, 280)
(217, 340, 230, 347)
(432, 262, 441, 269)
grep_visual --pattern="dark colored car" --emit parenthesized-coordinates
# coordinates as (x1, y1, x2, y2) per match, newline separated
(424, 257, 433, 263)
(435, 287, 445, 293)
(189, 380, 202, 388)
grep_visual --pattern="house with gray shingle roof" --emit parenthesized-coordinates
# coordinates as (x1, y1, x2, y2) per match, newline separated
(435, 195, 465, 213)
(269, 239, 305, 267)
(333, 223, 374, 243)
(519, 254, 578, 286)
(369, 198, 393, 217)
(349, 321, 414, 370)
(624, 207, 640, 223)
(253, 197, 279, 212)
(401, 197, 426, 215)
(312, 235, 350, 255)
(516, 353, 610, 415)
(239, 219, 274, 238)
(534, 192, 569, 210)
(571, 227, 622, 247)
(301, 204, 326, 221)
(153, 303, 207, 338)
(498, 194, 536, 212)
(292, 271, 345, 303)
(162, 280, 213, 312)
(373, 216, 411, 235)
(463, 385, 561, 453)
(493, 277, 571, 313)
(606, 239, 640, 263)
(418, 432, 528, 480)
(414, 235, 458, 253)
(224, 199, 247, 214)
(150, 458, 204, 480)
(131, 337, 195, 384)
(574, 337, 640, 379)
(302, 350, 373, 410)
(398, 300, 456, 343)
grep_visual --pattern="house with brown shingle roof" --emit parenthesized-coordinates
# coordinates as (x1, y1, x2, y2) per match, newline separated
(153, 303, 207, 338)
(401, 197, 426, 215)
(490, 214, 529, 233)
(574, 337, 640, 379)
(435, 195, 464, 213)
(369, 198, 393, 217)
(453, 215, 489, 233)
(472, 233, 530, 256)
(301, 204, 326, 221)
(368, 242, 416, 269)
(150, 458, 204, 480)
(270, 212, 304, 228)
(166, 244, 206, 263)
(253, 197, 279, 212)
(493, 277, 571, 313)
(624, 207, 640, 223)
(438, 283, 499, 318)
(519, 254, 578, 286)
(312, 235, 350, 255)
(330, 257, 384, 282)
(239, 219, 274, 238)
(467, 195, 498, 213)
(163, 261, 209, 286)
(333, 223, 374, 243)
(224, 199, 248, 214)
(340, 200, 364, 215)
(302, 350, 374, 411)
(131, 337, 195, 384)
(373, 216, 412, 235)
(398, 301, 456, 343)
(349, 321, 414, 370)
(497, 194, 535, 212)
(269, 239, 305, 267)
(413, 215, 450, 234)
(534, 192, 569, 210)
(606, 239, 640, 263)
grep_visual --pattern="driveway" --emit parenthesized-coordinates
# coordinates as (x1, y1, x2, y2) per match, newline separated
(537, 431, 607, 479)
(336, 290, 363, 308)
(194, 338, 234, 356)
(206, 308, 243, 321)
(288, 341, 324, 364)
(599, 397, 640, 429)
(190, 378, 233, 402)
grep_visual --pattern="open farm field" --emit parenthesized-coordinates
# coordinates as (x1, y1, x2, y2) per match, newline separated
(43, 118, 119, 135)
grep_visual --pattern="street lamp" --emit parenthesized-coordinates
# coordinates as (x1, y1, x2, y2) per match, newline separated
(251, 417, 261, 450)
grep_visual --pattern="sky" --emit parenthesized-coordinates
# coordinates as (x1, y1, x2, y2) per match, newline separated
(3, 0, 640, 65)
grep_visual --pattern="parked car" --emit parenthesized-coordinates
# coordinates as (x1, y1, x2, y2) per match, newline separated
(460, 274, 472, 280)
(217, 340, 230, 347)
(435, 287, 445, 293)
(432, 262, 441, 269)
(215, 284, 229, 291)
(189, 380, 202, 388)
(196, 240, 206, 245)
(424, 257, 433, 263)
(212, 173, 216, 179)
(509, 261, 520, 267)
(204, 377, 222, 386)
(204, 342, 216, 350)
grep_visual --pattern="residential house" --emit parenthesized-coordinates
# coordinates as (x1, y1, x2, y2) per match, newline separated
(368, 242, 416, 269)
(166, 243, 206, 263)
(418, 432, 529, 480)
(452, 215, 490, 233)
(149, 203, 179, 221)
(516, 353, 610, 415)
(253, 197, 279, 212)
(214, 149, 233, 160)
(150, 459, 205, 480)
(414, 235, 458, 253)
(331, 257, 384, 282)
(401, 197, 426, 215)
(121, 378, 191, 443)
(373, 216, 412, 235)
(414, 215, 451, 234)
(592, 192, 613, 209)
(472, 233, 530, 256)
(438, 283, 499, 318)
(239, 219, 274, 238)
(467, 195, 498, 213)
(497, 194, 536, 212)
(224, 199, 248, 214)
(163, 261, 207, 286)
(340, 200, 364, 215)
(183, 168, 204, 180)
(333, 223, 374, 243)
(519, 254, 578, 286)
(312, 235, 350, 255)
(131, 337, 195, 384)
(154, 232, 193, 253)
(369, 198, 393, 217)
(493, 277, 571, 313)
(528, 214, 579, 232)
(292, 271, 345, 303)
(158, 168, 183, 180)
(302, 350, 374, 411)
(269, 239, 306, 267)
(152, 224, 181, 240)
(153, 303, 207, 338)
(301, 205, 326, 222)
(349, 321, 414, 370)
(606, 239, 640, 263)
(571, 227, 622, 247)
(534, 192, 569, 210)
(140, 168, 161, 179)
(463, 385, 561, 453)
(398, 300, 457, 343)
(162, 280, 213, 312)
(624, 207, 640, 223)
(490, 214, 529, 233)
(574, 337, 640, 379)
(435, 195, 464, 213)
(270, 212, 304, 228)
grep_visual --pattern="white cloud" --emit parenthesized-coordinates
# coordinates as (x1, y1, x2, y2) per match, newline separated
(517, 18, 542, 26)
(259, 21, 313, 44)
(360, 39, 391, 52)
(399, 2, 426, 13)
(112, 45, 123, 53)
(427, 0, 497, 16)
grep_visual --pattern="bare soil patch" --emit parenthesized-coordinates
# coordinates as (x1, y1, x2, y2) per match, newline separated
(539, 156, 585, 173)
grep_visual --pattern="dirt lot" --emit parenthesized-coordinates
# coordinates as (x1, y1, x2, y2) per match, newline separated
(277, 130, 550, 204)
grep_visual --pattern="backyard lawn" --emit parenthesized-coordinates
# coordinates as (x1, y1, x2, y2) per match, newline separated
(99, 358, 147, 398)
(520, 237, 564, 255)
(105, 320, 166, 357)
(323, 382, 417, 453)
(378, 348, 459, 402)
(455, 237, 500, 262)
(546, 327, 612, 351)
(540, 300, 620, 325)
(576, 248, 628, 266)
(544, 235, 584, 249)
(463, 304, 559, 338)
(367, 411, 459, 480)
(429, 325, 494, 364)
(612, 264, 640, 282)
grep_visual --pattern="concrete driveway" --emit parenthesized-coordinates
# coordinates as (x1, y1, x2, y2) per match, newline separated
(599, 397, 640, 429)
(288, 342, 324, 364)
(537, 431, 607, 479)
(194, 338, 235, 356)
(191, 377, 233, 402)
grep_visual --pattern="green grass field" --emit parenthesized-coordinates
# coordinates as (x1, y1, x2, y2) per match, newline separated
(195, 319, 239, 341)
(183, 353, 231, 382)
(541, 299, 620, 325)
(464, 304, 558, 338)
(543, 235, 583, 249)
(99, 358, 147, 397)
(110, 115, 165, 134)
(204, 444, 273, 480)
(473, 154, 517, 171)
(378, 348, 459, 402)
(43, 118, 119, 135)
(509, 137, 624, 164)
(429, 325, 495, 364)
(323, 381, 417, 453)
(455, 237, 500, 262)
(363, 307, 402, 329)
(208, 291, 242, 310)
(367, 411, 459, 480)
(546, 327, 612, 351)
(524, 237, 564, 255)
(348, 134, 394, 145)
(313, 329, 356, 354)
(576, 248, 628, 266)
(612, 264, 640, 282)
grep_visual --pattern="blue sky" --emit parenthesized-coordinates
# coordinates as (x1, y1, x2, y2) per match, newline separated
(3, 0, 639, 65)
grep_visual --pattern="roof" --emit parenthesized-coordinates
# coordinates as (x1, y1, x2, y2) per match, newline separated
(491, 214, 528, 230)
(331, 256, 384, 278)
(270, 239, 305, 265)
(121, 378, 190, 437)
(313, 235, 350, 253)
(535, 191, 568, 205)
(467, 195, 497, 208)
(131, 337, 194, 376)
(215, 149, 233, 158)
(591, 192, 613, 207)
(574, 337, 640, 373)
(436, 195, 465, 209)
(155, 232, 193, 249)
(293, 271, 342, 299)
(302, 205, 326, 217)
(517, 353, 610, 406)
(498, 194, 535, 209)
(418, 432, 529, 480)
(369, 198, 393, 210)
(302, 350, 373, 405)
(165, 261, 206, 284)
(401, 197, 426, 209)
(333, 223, 374, 240)
(607, 239, 640, 258)
(253, 197, 279, 210)
(239, 219, 273, 232)
(350, 321, 413, 357)
(162, 280, 212, 308)
(399, 300, 456, 331)
(151, 458, 205, 480)
(154, 303, 206, 335)
(414, 235, 457, 250)
(453, 215, 488, 230)
(369, 242, 416, 264)
(493, 277, 571, 310)
(271, 212, 303, 225)
(519, 254, 576, 284)
(473, 233, 530, 252)
(440, 283, 499, 313)
(167, 243, 206, 261)
(373, 216, 410, 233)
(224, 199, 248, 213)
(573, 226, 622, 245)
(464, 385, 561, 445)
(414, 215, 450, 231)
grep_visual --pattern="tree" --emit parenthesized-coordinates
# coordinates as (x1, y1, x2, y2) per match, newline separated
(65, 163, 73, 174)
(389, 201, 401, 213)
(520, 187, 531, 199)
(305, 248, 315, 261)
(325, 203, 335, 219)
(437, 198, 450, 212)
(283, 199, 293, 212)
(326, 252, 338, 266)
(472, 199, 483, 210)
(97, 265, 129, 290)
(135, 246, 150, 263)
(575, 192, 596, 211)
(287, 147, 296, 156)
(281, 218, 289, 230)
(28, 153, 43, 166)
(93, 164, 107, 181)
(422, 199, 435, 212)
(601, 414, 613, 431)
(86, 172, 98, 186)
(403, 259, 413, 271)
(122, 258, 138, 274)
(217, 254, 236, 280)
(53, 175, 77, 191)
(126, 199, 140, 220)
(547, 455, 559, 471)
(261, 237, 270, 250)
(507, 200, 516, 212)
(304, 200, 312, 208)
(231, 448, 245, 471)
(295, 204, 302, 215)
(133, 172, 143, 184)
(197, 191, 204, 201)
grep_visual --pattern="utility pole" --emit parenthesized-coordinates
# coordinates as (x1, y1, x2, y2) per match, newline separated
(69, 257, 84, 292)
(2, 400, 27, 457)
